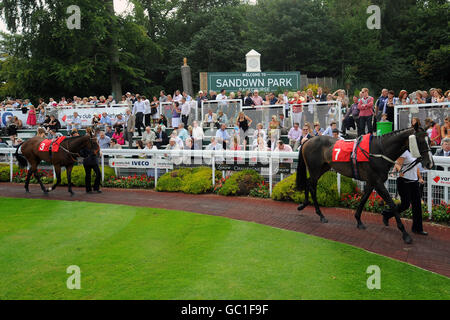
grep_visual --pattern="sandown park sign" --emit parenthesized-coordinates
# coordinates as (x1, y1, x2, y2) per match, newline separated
(207, 72, 300, 93)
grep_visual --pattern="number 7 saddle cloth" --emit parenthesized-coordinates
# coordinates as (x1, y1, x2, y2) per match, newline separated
(332, 134, 371, 179)
(38, 136, 66, 153)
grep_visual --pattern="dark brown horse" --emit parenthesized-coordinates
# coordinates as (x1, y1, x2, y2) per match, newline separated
(296, 124, 434, 244)
(14, 132, 99, 195)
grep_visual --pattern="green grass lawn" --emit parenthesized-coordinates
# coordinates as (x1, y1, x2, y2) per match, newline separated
(0, 197, 449, 300)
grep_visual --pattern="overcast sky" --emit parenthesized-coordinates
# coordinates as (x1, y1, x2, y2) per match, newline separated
(0, 0, 132, 33)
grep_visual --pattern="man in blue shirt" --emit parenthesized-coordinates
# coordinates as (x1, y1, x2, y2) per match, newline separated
(216, 123, 230, 150)
(374, 89, 389, 130)
(100, 112, 112, 128)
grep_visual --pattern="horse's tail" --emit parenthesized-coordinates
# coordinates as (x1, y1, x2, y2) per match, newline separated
(296, 145, 307, 191)
(14, 142, 28, 168)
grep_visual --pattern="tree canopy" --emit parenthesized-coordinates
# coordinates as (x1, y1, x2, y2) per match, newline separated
(0, 0, 448, 101)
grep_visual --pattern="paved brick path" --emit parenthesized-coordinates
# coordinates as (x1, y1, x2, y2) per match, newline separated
(1, 183, 449, 277)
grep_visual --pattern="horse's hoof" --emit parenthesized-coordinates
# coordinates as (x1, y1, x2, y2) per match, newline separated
(297, 205, 305, 211)
(403, 234, 412, 244)
(357, 224, 366, 230)
(320, 217, 328, 223)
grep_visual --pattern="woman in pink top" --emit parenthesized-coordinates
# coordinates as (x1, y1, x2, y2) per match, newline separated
(112, 127, 125, 145)
(357, 88, 374, 136)
(430, 120, 441, 146)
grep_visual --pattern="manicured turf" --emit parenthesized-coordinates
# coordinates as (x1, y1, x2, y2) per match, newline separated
(0, 197, 449, 300)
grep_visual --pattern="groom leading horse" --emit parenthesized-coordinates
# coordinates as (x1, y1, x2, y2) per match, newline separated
(296, 123, 434, 244)
(14, 130, 100, 195)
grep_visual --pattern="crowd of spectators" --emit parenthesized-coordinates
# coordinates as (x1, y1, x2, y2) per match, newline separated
(1, 86, 448, 156)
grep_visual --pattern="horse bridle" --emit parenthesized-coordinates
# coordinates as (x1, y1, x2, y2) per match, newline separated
(60, 136, 99, 160)
(358, 133, 431, 174)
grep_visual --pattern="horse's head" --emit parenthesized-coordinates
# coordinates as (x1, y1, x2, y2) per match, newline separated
(87, 129, 100, 155)
(410, 123, 434, 170)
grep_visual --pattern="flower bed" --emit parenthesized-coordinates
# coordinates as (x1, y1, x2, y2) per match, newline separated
(249, 181, 271, 199)
(104, 175, 155, 189)
(341, 192, 450, 224)
(12, 169, 54, 185)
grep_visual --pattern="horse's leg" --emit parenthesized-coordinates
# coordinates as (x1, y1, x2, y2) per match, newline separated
(66, 165, 75, 196)
(354, 184, 374, 230)
(309, 179, 328, 223)
(33, 167, 48, 194)
(297, 179, 310, 211)
(374, 183, 412, 244)
(49, 165, 61, 192)
(24, 167, 33, 193)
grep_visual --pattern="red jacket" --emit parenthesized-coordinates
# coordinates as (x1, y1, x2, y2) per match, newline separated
(358, 96, 374, 117)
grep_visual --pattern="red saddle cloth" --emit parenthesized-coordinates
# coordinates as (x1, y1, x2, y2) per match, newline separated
(38, 136, 66, 152)
(332, 134, 370, 163)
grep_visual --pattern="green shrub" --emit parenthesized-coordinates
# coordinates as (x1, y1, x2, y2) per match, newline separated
(0, 165, 20, 182)
(156, 168, 192, 192)
(181, 167, 218, 194)
(156, 167, 221, 194)
(60, 165, 115, 187)
(217, 170, 264, 196)
(272, 172, 357, 207)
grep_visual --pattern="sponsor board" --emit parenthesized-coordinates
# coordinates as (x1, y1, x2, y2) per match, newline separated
(58, 107, 129, 127)
(430, 171, 450, 186)
(0, 107, 129, 128)
(109, 159, 173, 170)
(0, 110, 28, 127)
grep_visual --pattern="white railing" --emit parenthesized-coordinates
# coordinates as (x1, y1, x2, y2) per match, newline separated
(1, 146, 448, 214)
(394, 102, 449, 130)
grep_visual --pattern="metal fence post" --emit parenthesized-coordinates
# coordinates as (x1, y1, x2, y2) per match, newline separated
(212, 153, 215, 186)
(269, 153, 273, 196)
(337, 173, 341, 196)
(10, 150, 13, 182)
(427, 172, 432, 219)
(101, 153, 105, 182)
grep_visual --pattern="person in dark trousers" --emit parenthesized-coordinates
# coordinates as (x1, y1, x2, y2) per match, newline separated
(382, 150, 427, 235)
(80, 144, 102, 194)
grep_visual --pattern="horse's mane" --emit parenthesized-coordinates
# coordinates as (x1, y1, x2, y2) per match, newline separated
(378, 127, 413, 139)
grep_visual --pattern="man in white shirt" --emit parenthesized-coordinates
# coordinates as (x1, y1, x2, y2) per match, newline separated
(180, 97, 191, 127)
(173, 90, 183, 102)
(143, 95, 151, 127)
(216, 89, 228, 109)
(382, 150, 426, 235)
(216, 89, 227, 101)
(133, 96, 146, 136)
(192, 121, 204, 150)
